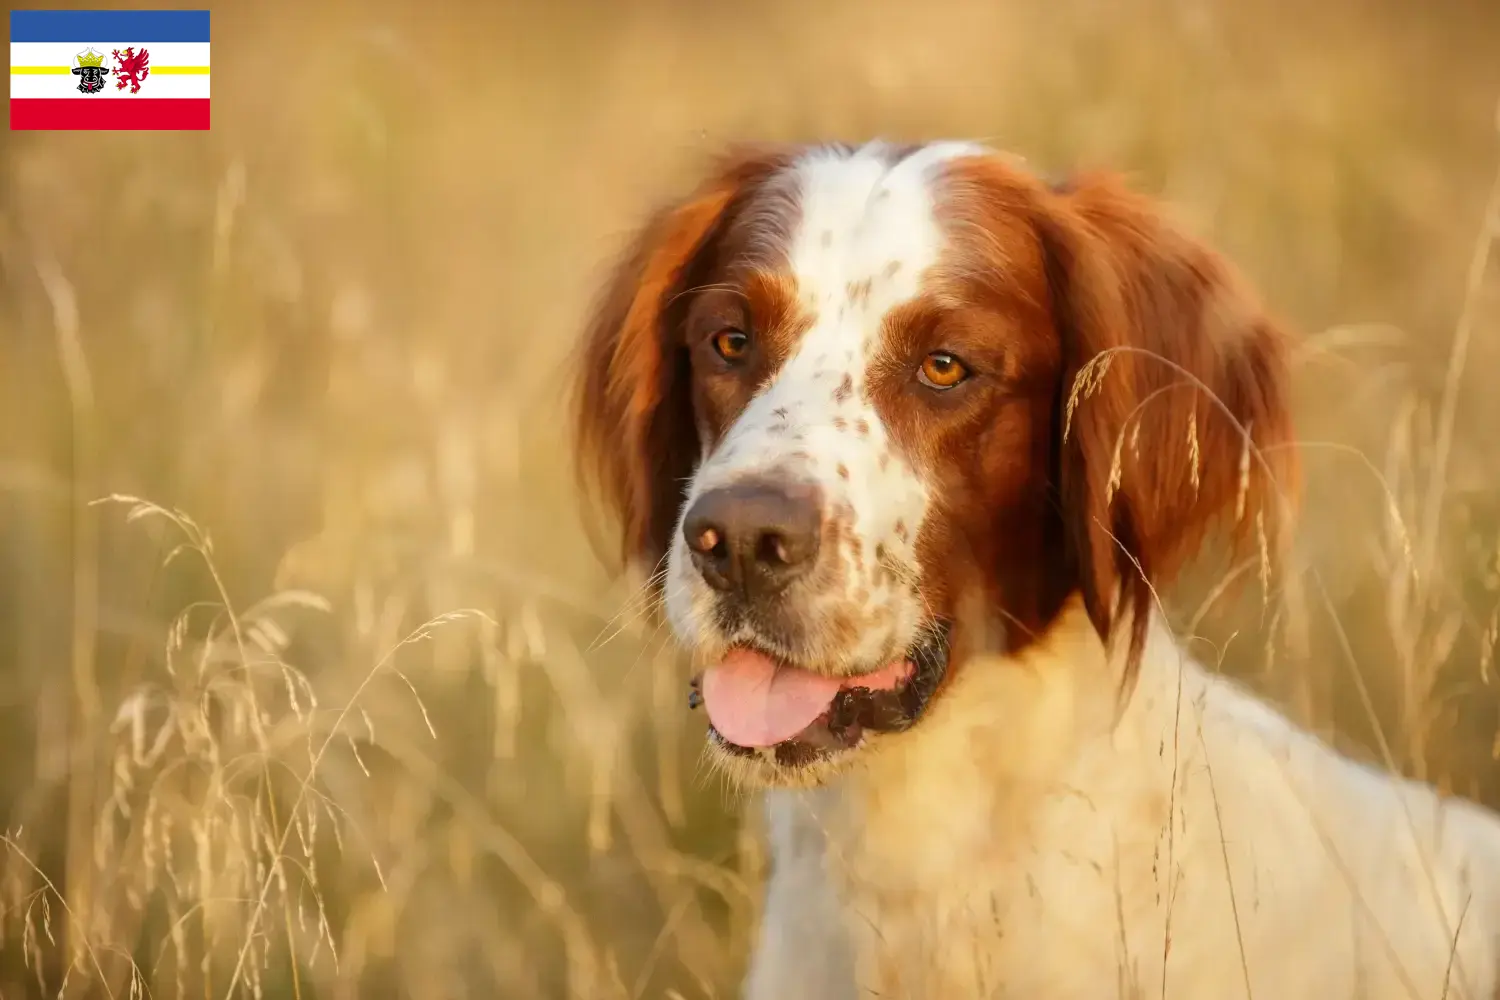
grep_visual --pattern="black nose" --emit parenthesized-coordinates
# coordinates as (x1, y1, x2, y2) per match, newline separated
(683, 479, 823, 598)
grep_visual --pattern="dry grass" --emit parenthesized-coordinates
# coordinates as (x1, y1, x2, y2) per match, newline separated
(2, 0, 1499, 996)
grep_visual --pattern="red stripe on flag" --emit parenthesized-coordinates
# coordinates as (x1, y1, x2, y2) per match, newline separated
(10, 99, 211, 131)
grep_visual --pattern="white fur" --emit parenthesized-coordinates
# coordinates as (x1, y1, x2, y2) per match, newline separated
(665, 141, 984, 672)
(742, 598, 1500, 999)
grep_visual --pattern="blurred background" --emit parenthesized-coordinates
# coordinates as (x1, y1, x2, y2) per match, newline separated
(3, 0, 1500, 996)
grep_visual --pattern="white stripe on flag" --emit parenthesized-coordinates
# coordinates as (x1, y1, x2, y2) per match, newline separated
(9, 41, 211, 69)
(10, 73, 210, 99)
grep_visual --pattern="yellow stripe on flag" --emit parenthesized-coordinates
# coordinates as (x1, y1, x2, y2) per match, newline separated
(9, 65, 209, 75)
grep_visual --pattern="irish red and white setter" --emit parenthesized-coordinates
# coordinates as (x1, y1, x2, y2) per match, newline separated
(573, 141, 1500, 999)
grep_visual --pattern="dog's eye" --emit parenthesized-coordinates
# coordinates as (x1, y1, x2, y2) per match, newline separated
(712, 329, 751, 363)
(917, 351, 970, 390)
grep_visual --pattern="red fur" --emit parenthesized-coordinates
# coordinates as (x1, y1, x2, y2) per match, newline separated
(1034, 168, 1301, 683)
(573, 148, 791, 572)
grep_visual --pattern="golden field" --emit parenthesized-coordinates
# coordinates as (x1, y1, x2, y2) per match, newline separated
(2, 0, 1500, 996)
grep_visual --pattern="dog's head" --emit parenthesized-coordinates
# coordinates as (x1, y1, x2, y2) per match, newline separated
(574, 142, 1296, 787)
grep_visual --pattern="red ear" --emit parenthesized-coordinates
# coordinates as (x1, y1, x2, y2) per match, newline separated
(1039, 173, 1299, 679)
(572, 149, 790, 574)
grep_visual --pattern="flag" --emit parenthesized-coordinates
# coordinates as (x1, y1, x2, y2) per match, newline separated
(10, 10, 210, 131)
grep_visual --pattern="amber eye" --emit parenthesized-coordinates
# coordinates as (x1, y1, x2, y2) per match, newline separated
(712, 329, 750, 363)
(917, 351, 970, 390)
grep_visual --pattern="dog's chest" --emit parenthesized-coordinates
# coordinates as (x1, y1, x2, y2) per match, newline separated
(752, 692, 1500, 1000)
(745, 646, 1186, 997)
(769, 744, 1185, 998)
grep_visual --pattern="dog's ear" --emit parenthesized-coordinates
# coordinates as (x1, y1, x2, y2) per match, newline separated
(1038, 173, 1299, 679)
(573, 148, 789, 575)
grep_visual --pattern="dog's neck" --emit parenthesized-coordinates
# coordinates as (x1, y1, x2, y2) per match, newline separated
(749, 597, 1500, 1000)
(765, 595, 1189, 901)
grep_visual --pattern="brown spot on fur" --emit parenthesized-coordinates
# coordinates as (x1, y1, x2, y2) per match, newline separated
(833, 417, 848, 431)
(883, 260, 901, 278)
(818, 606, 865, 664)
(894, 519, 908, 540)
(846, 278, 873, 307)
(833, 373, 853, 402)
(855, 418, 870, 436)
(837, 463, 850, 480)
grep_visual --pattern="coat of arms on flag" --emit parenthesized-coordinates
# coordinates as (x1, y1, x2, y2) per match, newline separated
(10, 10, 210, 130)
(70, 47, 110, 94)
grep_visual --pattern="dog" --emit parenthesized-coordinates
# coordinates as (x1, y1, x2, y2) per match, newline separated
(572, 140, 1500, 999)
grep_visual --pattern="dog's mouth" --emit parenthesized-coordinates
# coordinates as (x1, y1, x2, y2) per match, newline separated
(688, 627, 950, 768)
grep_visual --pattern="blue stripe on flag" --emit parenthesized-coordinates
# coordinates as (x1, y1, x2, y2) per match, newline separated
(9, 9, 211, 43)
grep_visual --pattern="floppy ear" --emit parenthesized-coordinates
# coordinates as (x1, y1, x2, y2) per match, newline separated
(572, 149, 788, 575)
(1038, 173, 1299, 677)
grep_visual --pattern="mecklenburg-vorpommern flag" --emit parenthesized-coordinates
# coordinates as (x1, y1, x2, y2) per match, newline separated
(10, 9, 210, 130)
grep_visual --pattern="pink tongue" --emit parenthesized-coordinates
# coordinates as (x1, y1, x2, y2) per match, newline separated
(702, 649, 911, 749)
